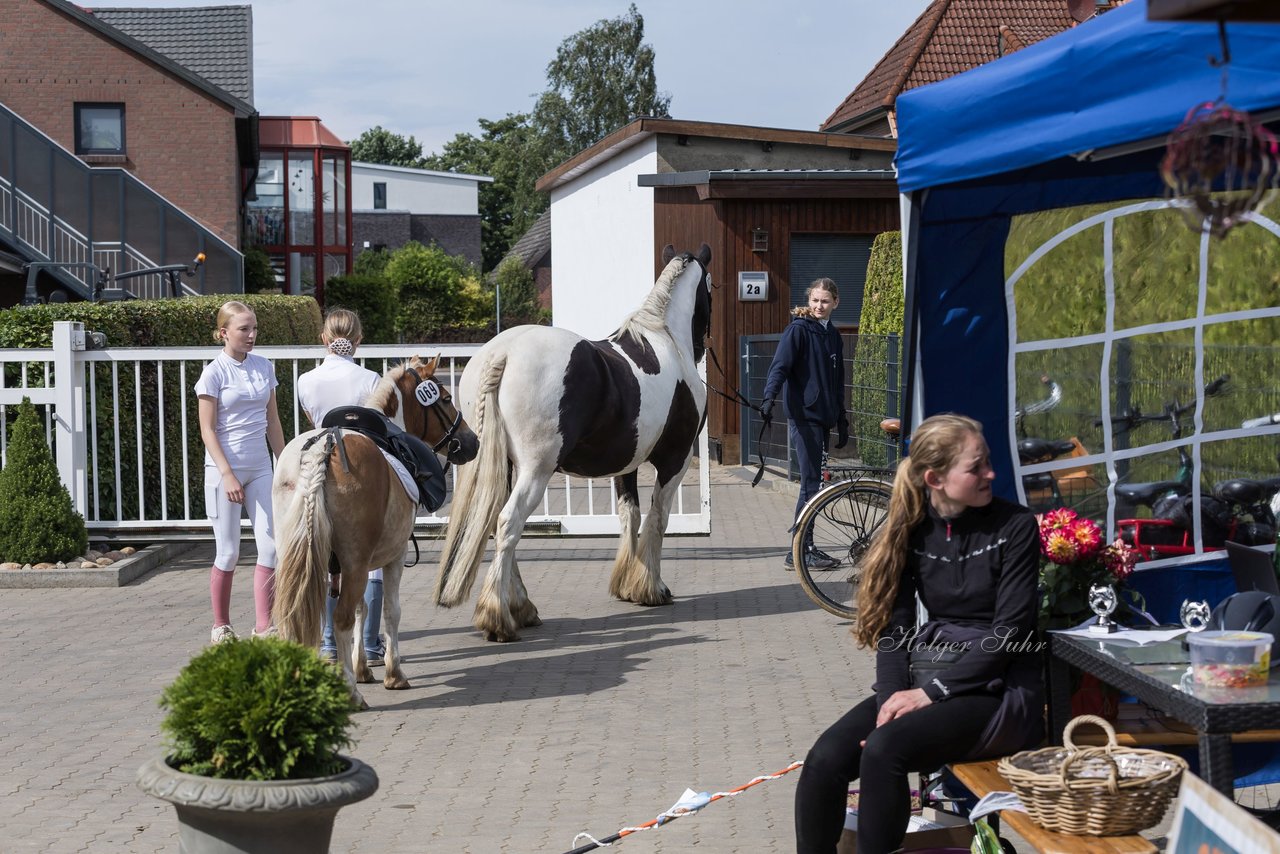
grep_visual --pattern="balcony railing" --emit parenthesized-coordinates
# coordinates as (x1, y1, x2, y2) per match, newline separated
(0, 100, 243, 300)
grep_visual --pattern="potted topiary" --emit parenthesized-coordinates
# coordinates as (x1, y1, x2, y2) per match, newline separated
(136, 637, 377, 853)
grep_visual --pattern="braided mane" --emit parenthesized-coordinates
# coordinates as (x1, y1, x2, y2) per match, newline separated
(615, 254, 688, 342)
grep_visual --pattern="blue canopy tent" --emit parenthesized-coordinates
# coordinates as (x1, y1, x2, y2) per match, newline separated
(894, 0, 1280, 619)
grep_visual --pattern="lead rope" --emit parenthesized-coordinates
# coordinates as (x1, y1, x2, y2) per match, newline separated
(562, 761, 803, 853)
(702, 341, 772, 487)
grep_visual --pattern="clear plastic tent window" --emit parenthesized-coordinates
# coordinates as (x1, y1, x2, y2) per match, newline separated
(1005, 195, 1280, 558)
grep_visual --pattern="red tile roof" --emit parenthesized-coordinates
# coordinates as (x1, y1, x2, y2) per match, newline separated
(258, 117, 349, 149)
(821, 0, 1129, 134)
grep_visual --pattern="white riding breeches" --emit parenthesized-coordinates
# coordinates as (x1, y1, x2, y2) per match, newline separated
(206, 464, 277, 571)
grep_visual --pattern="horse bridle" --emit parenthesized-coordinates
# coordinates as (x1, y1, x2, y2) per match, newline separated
(412, 375, 465, 456)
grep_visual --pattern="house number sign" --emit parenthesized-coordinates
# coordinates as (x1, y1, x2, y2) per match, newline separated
(738, 271, 768, 302)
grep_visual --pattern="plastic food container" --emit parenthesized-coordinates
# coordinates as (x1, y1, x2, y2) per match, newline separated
(1189, 630, 1273, 688)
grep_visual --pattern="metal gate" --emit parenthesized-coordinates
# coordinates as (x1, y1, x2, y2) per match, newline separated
(739, 331, 903, 476)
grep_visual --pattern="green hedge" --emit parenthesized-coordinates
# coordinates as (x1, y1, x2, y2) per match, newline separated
(323, 274, 397, 343)
(0, 294, 322, 348)
(850, 231, 904, 467)
(1, 295, 321, 523)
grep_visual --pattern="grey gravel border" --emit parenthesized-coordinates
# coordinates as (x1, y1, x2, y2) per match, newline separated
(0, 542, 198, 588)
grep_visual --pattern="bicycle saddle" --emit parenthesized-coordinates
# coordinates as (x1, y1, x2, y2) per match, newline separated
(1213, 477, 1280, 504)
(1016, 437, 1075, 464)
(1115, 480, 1188, 505)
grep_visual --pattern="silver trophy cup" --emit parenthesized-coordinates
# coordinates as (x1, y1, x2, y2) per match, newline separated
(1180, 599, 1211, 632)
(1087, 584, 1119, 634)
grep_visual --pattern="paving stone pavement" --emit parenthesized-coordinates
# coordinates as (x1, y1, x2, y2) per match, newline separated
(0, 462, 881, 853)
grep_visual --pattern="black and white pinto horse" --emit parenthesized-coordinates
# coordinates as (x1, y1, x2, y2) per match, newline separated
(436, 244, 712, 641)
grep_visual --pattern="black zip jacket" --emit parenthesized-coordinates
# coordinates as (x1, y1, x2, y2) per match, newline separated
(874, 496, 1041, 705)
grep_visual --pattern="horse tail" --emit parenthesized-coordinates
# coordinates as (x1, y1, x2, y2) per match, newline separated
(436, 353, 510, 607)
(272, 435, 333, 646)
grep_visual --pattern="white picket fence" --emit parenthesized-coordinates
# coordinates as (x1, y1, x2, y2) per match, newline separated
(0, 321, 712, 538)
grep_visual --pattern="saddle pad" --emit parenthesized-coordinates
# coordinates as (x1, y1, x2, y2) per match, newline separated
(374, 444, 419, 506)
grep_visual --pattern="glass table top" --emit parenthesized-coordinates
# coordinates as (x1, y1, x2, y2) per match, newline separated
(1057, 633, 1280, 706)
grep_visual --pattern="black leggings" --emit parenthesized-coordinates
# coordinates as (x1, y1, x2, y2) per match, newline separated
(794, 692, 1001, 854)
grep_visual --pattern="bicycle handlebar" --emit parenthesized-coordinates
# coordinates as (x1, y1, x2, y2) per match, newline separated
(1092, 374, 1230, 431)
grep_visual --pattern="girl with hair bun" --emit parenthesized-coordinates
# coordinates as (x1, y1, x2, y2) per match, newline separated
(296, 308, 388, 664)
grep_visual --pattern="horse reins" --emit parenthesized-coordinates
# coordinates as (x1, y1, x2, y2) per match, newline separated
(406, 377, 463, 569)
(702, 341, 773, 487)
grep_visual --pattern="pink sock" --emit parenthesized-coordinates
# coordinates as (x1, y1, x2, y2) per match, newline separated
(210, 566, 234, 628)
(254, 564, 275, 633)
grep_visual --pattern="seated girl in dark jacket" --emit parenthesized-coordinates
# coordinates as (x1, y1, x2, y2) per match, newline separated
(794, 413, 1044, 854)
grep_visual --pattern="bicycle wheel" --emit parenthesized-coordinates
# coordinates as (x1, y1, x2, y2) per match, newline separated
(792, 478, 892, 619)
(1235, 782, 1280, 828)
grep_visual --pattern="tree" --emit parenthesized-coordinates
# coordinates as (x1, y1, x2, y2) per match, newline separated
(0, 397, 88, 563)
(850, 232, 904, 467)
(532, 4, 671, 157)
(492, 255, 542, 325)
(424, 114, 552, 272)
(422, 4, 670, 271)
(348, 126, 425, 167)
(384, 242, 478, 341)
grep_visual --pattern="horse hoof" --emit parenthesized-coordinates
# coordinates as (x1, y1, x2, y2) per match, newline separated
(352, 693, 369, 711)
(641, 590, 673, 606)
(483, 629, 520, 642)
(522, 614, 543, 628)
(384, 675, 411, 690)
(356, 668, 375, 684)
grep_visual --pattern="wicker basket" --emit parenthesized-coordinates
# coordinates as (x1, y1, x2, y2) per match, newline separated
(997, 715, 1187, 836)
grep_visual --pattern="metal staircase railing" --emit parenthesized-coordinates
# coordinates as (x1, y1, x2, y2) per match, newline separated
(0, 100, 243, 301)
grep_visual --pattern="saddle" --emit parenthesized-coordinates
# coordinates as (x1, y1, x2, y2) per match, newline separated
(311, 406, 447, 512)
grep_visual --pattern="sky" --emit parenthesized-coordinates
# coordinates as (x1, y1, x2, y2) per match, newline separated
(107, 1, 933, 156)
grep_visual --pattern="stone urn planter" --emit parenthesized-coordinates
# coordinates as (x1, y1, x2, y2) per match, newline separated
(138, 637, 376, 853)
(137, 755, 377, 854)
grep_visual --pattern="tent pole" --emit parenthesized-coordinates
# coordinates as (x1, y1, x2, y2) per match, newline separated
(899, 189, 925, 453)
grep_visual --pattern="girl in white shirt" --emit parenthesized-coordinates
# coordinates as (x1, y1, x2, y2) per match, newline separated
(296, 308, 387, 662)
(196, 301, 285, 644)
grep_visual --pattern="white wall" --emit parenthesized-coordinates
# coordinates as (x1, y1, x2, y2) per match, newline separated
(351, 163, 488, 215)
(550, 138, 657, 338)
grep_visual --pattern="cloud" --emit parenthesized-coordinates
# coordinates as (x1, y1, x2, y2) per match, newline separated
(118, 0, 933, 153)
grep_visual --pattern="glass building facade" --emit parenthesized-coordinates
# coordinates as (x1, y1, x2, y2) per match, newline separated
(248, 117, 351, 299)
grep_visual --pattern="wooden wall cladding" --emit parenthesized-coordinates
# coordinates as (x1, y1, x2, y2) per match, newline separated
(653, 188, 898, 438)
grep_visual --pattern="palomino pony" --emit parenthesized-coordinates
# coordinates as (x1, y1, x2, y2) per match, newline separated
(437, 244, 712, 641)
(272, 356, 478, 707)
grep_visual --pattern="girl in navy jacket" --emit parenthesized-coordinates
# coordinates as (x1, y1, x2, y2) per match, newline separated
(762, 278, 848, 568)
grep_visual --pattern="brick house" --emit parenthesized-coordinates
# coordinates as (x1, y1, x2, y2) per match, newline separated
(0, 0, 254, 304)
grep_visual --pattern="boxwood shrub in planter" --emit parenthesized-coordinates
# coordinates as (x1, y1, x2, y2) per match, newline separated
(136, 637, 377, 854)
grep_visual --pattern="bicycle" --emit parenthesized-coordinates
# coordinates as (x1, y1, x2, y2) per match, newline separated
(790, 419, 898, 619)
(1097, 376, 1279, 558)
(1223, 407, 1280, 540)
(1014, 375, 1103, 514)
